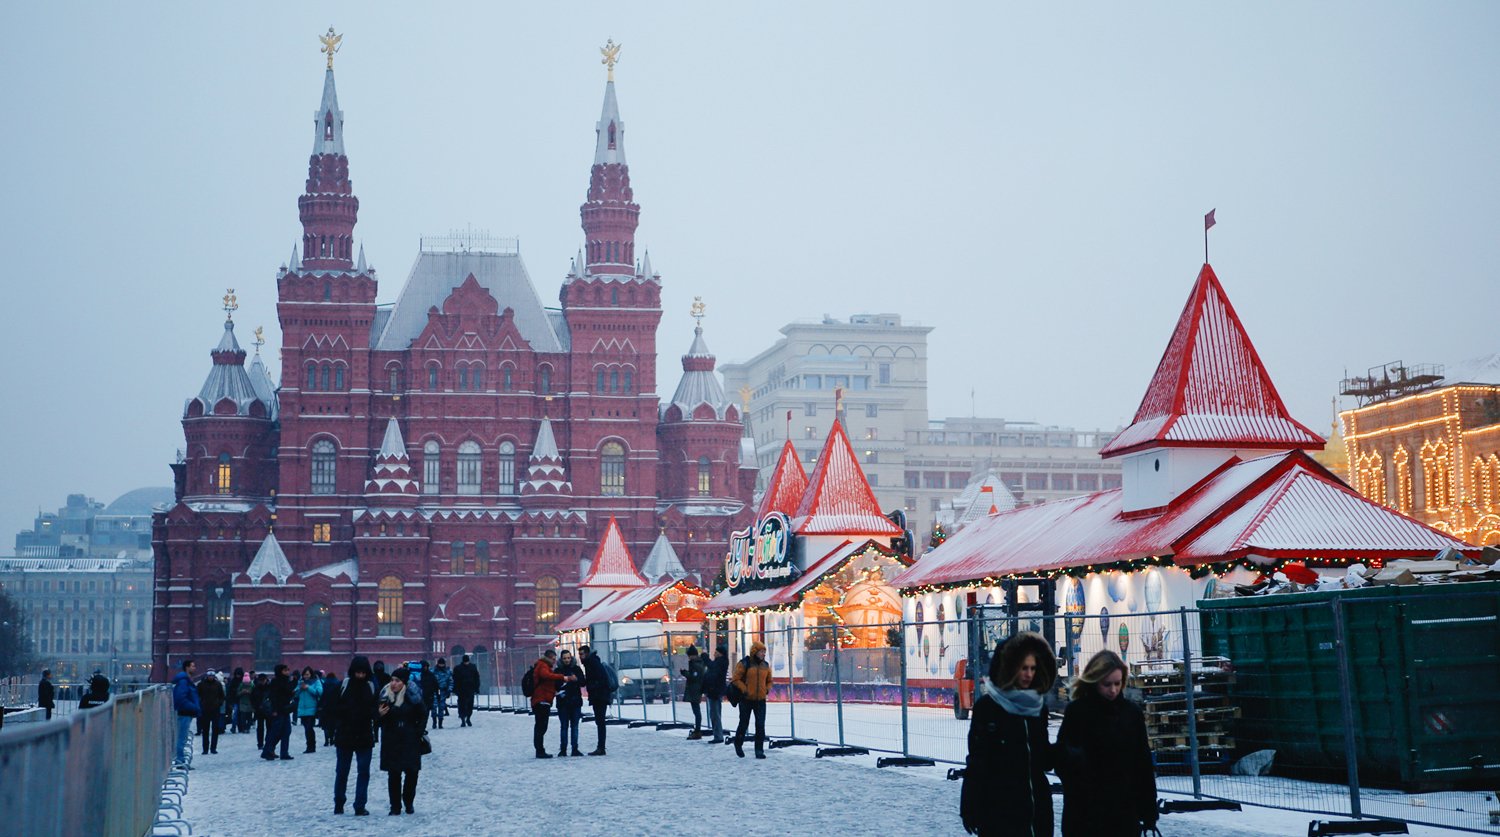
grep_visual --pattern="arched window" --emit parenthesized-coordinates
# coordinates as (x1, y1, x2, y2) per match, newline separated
(334, 365, 345, 390)
(475, 540, 490, 575)
(498, 441, 517, 494)
(1422, 441, 1451, 511)
(306, 364, 317, 390)
(596, 369, 606, 392)
(698, 456, 712, 496)
(388, 367, 401, 392)
(536, 576, 561, 634)
(623, 369, 633, 393)
(538, 366, 551, 394)
(423, 440, 441, 495)
(610, 369, 619, 393)
(254, 624, 282, 670)
(601, 442, 626, 496)
(457, 441, 482, 495)
(321, 364, 331, 391)
(377, 577, 403, 636)
(458, 366, 469, 390)
(311, 440, 337, 495)
(305, 603, 331, 651)
(450, 541, 465, 575)
(502, 365, 513, 392)
(472, 366, 484, 390)
(428, 365, 439, 390)
(216, 453, 233, 495)
(205, 583, 232, 638)
(1393, 447, 1412, 513)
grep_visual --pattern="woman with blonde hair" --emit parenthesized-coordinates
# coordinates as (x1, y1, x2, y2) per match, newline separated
(960, 631, 1057, 837)
(1056, 650, 1158, 836)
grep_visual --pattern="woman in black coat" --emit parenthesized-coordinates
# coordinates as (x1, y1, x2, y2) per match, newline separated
(1055, 650, 1158, 837)
(960, 632, 1057, 837)
(378, 667, 427, 816)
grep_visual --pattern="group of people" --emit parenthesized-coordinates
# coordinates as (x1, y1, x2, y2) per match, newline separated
(525, 642, 772, 760)
(960, 634, 1158, 837)
(167, 654, 483, 816)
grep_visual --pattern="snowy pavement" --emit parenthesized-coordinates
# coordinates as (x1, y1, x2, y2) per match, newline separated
(178, 707, 1482, 836)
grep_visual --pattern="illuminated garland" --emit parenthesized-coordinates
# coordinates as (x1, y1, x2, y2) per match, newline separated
(900, 554, 1381, 596)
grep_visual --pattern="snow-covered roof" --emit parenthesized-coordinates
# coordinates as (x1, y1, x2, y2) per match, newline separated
(894, 451, 1476, 590)
(365, 418, 419, 498)
(555, 579, 712, 632)
(705, 539, 910, 614)
(313, 68, 344, 155)
(580, 516, 647, 588)
(521, 417, 571, 494)
(665, 325, 734, 421)
(244, 532, 294, 585)
(303, 558, 358, 584)
(950, 473, 1018, 528)
(246, 351, 279, 420)
(793, 422, 902, 537)
(640, 532, 687, 582)
(1442, 352, 1500, 386)
(757, 441, 809, 519)
(373, 251, 565, 353)
(103, 486, 175, 516)
(189, 320, 273, 418)
(1099, 264, 1323, 458)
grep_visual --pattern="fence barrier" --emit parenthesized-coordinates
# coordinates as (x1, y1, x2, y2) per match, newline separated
(0, 684, 174, 837)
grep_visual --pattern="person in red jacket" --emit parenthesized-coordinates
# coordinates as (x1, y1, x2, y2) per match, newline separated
(530, 650, 573, 759)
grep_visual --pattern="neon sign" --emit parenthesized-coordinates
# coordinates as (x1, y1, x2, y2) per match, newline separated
(724, 512, 798, 591)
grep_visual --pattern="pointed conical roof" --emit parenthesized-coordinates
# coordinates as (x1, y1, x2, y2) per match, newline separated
(290, 243, 302, 271)
(1099, 264, 1324, 458)
(641, 250, 654, 278)
(313, 68, 345, 155)
(356, 243, 367, 272)
(757, 440, 809, 518)
(581, 516, 647, 587)
(793, 423, 901, 536)
(245, 532, 294, 585)
(246, 350, 280, 421)
(521, 417, 572, 495)
(594, 81, 626, 165)
(640, 532, 687, 582)
(190, 319, 272, 418)
(668, 323, 732, 421)
(377, 417, 407, 459)
(365, 419, 418, 499)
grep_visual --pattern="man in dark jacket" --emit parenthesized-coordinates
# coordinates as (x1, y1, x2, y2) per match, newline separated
(529, 650, 571, 759)
(250, 673, 270, 748)
(703, 645, 729, 743)
(319, 670, 341, 745)
(451, 655, 480, 727)
(37, 670, 55, 720)
(333, 656, 379, 815)
(260, 663, 296, 761)
(418, 660, 440, 719)
(196, 670, 226, 755)
(682, 646, 707, 739)
(171, 659, 200, 769)
(580, 645, 615, 755)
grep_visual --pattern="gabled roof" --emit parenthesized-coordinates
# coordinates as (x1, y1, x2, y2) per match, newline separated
(373, 251, 564, 352)
(640, 532, 687, 582)
(244, 532, 294, 585)
(304, 558, 358, 584)
(1099, 264, 1324, 458)
(581, 516, 647, 588)
(554, 579, 711, 632)
(704, 539, 910, 613)
(894, 451, 1476, 590)
(793, 422, 902, 536)
(757, 441, 809, 518)
(951, 473, 1018, 528)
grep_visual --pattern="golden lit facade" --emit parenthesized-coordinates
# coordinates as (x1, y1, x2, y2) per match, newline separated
(1342, 384, 1500, 545)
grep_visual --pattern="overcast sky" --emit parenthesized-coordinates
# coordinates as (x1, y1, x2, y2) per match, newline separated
(2, 3, 1497, 540)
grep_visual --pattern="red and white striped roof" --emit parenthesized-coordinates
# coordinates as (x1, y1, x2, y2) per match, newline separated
(793, 421, 902, 536)
(894, 451, 1475, 589)
(1099, 264, 1324, 458)
(580, 516, 647, 588)
(757, 440, 809, 519)
(554, 579, 711, 633)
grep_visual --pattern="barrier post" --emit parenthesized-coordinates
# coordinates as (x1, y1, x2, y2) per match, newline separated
(1331, 598, 1363, 819)
(1179, 606, 1201, 799)
(833, 633, 846, 747)
(899, 617, 911, 758)
(788, 624, 798, 741)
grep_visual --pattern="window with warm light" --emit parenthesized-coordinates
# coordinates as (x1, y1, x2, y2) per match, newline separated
(601, 442, 626, 495)
(205, 585, 231, 638)
(305, 603, 331, 651)
(450, 541, 465, 575)
(312, 522, 332, 543)
(697, 456, 712, 496)
(536, 576, 561, 634)
(216, 454, 233, 495)
(377, 577, 403, 636)
(476, 540, 490, 575)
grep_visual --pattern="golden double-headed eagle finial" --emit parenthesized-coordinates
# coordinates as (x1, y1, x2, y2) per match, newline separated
(691, 296, 706, 324)
(222, 288, 238, 320)
(600, 39, 621, 81)
(320, 27, 342, 70)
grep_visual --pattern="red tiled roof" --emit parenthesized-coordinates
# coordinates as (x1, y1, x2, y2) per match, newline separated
(757, 440, 809, 518)
(554, 579, 711, 632)
(793, 421, 902, 536)
(1099, 264, 1324, 458)
(894, 451, 1476, 589)
(580, 516, 647, 587)
(704, 539, 914, 613)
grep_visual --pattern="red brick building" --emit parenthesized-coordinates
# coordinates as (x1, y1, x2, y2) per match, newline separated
(153, 62, 756, 677)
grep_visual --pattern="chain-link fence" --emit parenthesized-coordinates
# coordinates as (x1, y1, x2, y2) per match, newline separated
(707, 588, 1500, 834)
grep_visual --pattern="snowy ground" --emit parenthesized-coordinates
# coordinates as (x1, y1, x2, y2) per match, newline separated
(176, 704, 1487, 837)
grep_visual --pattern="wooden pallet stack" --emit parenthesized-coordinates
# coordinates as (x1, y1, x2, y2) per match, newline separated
(1131, 656, 1238, 773)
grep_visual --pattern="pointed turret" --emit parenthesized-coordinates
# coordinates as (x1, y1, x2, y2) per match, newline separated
(594, 77, 626, 165)
(666, 320, 732, 420)
(640, 531, 688, 582)
(364, 418, 419, 503)
(520, 417, 572, 499)
(246, 337, 280, 421)
(189, 319, 273, 419)
(299, 65, 359, 271)
(355, 242, 367, 273)
(581, 516, 647, 588)
(758, 440, 810, 518)
(793, 421, 902, 537)
(578, 61, 640, 277)
(244, 532, 294, 586)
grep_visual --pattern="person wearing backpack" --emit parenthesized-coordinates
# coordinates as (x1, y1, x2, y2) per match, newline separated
(704, 645, 730, 743)
(527, 649, 572, 759)
(332, 656, 379, 816)
(580, 645, 616, 756)
(553, 649, 586, 756)
(451, 654, 480, 727)
(730, 641, 772, 759)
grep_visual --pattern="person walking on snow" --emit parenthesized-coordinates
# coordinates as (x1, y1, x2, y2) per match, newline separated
(960, 632, 1057, 837)
(260, 664, 297, 761)
(197, 668, 226, 755)
(432, 657, 453, 729)
(332, 656, 379, 816)
(682, 646, 707, 739)
(319, 669, 341, 745)
(1055, 650, 1158, 837)
(703, 645, 729, 743)
(37, 670, 55, 720)
(528, 649, 572, 759)
(171, 659, 201, 769)
(553, 649, 585, 756)
(730, 641, 772, 759)
(296, 666, 324, 753)
(378, 667, 427, 815)
(580, 645, 616, 755)
(452, 654, 480, 727)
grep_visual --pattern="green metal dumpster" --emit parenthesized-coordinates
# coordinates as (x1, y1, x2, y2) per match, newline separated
(1198, 580, 1500, 790)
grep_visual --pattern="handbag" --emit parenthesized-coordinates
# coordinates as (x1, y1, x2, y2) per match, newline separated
(418, 732, 433, 756)
(725, 681, 744, 707)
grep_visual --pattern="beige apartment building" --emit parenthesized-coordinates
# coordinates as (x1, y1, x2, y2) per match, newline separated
(719, 314, 1119, 549)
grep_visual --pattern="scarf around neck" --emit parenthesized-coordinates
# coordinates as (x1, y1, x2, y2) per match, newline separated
(380, 682, 407, 707)
(978, 678, 1044, 717)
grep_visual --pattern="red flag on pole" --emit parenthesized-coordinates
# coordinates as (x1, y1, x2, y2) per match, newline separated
(1204, 208, 1216, 230)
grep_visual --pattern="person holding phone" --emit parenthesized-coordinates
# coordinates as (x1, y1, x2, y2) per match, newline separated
(377, 667, 427, 815)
